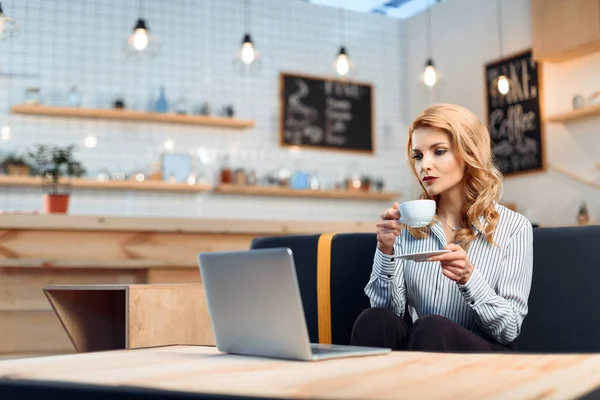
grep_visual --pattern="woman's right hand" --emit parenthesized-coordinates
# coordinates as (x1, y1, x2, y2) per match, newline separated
(377, 202, 402, 255)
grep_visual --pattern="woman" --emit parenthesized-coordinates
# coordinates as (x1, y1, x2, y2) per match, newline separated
(350, 103, 533, 352)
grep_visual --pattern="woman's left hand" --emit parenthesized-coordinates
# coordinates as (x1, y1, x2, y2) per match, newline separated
(427, 243, 474, 285)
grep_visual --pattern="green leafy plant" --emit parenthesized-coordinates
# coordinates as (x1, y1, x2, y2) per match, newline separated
(28, 144, 86, 194)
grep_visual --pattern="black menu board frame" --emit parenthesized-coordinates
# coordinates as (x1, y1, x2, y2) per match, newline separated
(484, 49, 546, 177)
(279, 72, 375, 155)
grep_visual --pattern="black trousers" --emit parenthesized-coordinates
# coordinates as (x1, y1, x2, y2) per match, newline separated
(350, 307, 514, 352)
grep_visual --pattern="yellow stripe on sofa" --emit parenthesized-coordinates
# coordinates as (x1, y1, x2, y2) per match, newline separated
(317, 233, 335, 344)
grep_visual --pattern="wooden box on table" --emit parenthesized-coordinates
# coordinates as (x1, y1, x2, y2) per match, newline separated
(43, 283, 215, 353)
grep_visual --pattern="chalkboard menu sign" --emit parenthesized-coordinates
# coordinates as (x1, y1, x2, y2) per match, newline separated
(485, 49, 545, 176)
(279, 72, 374, 154)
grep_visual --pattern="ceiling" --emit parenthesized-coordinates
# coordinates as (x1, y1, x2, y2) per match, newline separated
(308, 0, 441, 19)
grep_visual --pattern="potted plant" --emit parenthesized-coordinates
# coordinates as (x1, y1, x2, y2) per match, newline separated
(28, 144, 86, 214)
(0, 152, 32, 176)
(577, 201, 590, 225)
(360, 176, 372, 192)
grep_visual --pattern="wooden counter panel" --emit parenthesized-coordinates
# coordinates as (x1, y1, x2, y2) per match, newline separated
(0, 214, 375, 234)
(145, 268, 201, 284)
(0, 230, 255, 268)
(0, 268, 144, 311)
(0, 310, 75, 354)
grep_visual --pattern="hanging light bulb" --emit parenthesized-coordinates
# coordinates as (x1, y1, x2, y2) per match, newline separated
(333, 5, 352, 78)
(334, 47, 351, 77)
(234, 33, 262, 74)
(127, 18, 157, 53)
(494, 0, 508, 95)
(131, 19, 149, 51)
(125, 1, 158, 55)
(423, 58, 437, 87)
(233, 33, 261, 74)
(497, 75, 509, 95)
(0, 2, 20, 40)
(421, 1, 437, 87)
(233, 0, 262, 75)
(240, 34, 256, 65)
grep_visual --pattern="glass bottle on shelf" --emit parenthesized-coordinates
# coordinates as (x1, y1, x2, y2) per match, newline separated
(155, 86, 168, 113)
(219, 155, 232, 184)
(309, 170, 320, 191)
(67, 86, 81, 108)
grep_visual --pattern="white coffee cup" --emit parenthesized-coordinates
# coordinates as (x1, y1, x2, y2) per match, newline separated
(397, 199, 436, 228)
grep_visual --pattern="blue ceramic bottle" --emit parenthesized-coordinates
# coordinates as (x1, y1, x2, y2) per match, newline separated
(155, 86, 168, 113)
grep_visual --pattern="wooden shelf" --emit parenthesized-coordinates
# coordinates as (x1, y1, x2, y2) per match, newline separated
(213, 183, 400, 201)
(0, 176, 400, 200)
(9, 104, 255, 129)
(545, 103, 600, 123)
(0, 175, 212, 193)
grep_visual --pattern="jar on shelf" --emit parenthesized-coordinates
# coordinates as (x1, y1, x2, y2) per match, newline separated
(234, 168, 246, 185)
(246, 169, 257, 185)
(24, 87, 41, 105)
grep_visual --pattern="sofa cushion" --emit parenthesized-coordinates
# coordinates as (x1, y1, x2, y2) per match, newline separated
(514, 225, 600, 353)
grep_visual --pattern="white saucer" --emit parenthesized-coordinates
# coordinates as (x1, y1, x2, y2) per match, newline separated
(395, 249, 451, 262)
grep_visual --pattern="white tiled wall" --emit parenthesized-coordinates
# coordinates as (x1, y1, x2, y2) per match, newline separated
(0, 0, 412, 222)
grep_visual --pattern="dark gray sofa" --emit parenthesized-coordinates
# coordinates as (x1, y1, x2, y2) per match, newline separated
(250, 225, 600, 353)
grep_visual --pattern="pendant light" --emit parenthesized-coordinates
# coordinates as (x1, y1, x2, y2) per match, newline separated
(234, 0, 261, 74)
(0, 2, 20, 39)
(422, 0, 436, 87)
(495, 0, 509, 95)
(126, 0, 158, 55)
(333, 5, 352, 77)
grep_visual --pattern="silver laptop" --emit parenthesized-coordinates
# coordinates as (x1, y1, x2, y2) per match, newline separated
(198, 247, 391, 361)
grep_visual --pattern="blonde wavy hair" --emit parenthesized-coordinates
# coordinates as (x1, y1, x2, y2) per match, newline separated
(405, 104, 503, 249)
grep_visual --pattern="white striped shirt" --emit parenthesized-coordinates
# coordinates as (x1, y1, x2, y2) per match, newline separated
(365, 203, 533, 345)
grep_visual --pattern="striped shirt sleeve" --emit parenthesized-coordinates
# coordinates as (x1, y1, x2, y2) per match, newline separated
(458, 220, 534, 344)
(364, 234, 408, 318)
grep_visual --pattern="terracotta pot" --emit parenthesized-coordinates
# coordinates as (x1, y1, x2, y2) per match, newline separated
(44, 194, 70, 214)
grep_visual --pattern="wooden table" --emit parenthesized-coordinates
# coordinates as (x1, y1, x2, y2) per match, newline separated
(1, 345, 600, 399)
